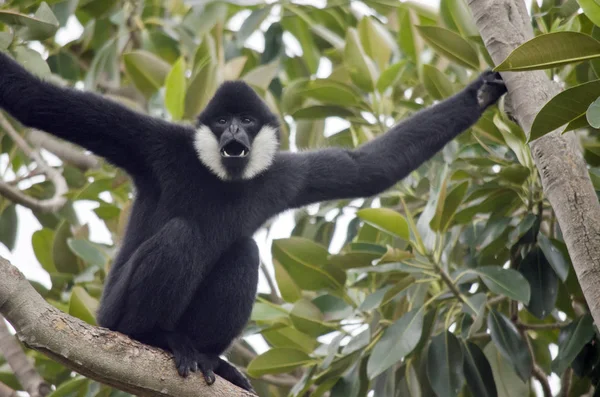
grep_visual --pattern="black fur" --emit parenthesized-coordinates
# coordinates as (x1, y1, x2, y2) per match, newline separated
(0, 51, 506, 392)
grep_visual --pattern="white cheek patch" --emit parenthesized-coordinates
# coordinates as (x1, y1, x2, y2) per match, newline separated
(194, 124, 278, 181)
(194, 125, 230, 181)
(243, 125, 279, 180)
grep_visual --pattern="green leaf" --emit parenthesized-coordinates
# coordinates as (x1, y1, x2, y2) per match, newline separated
(243, 61, 279, 90)
(444, 0, 479, 37)
(358, 17, 396, 69)
(519, 247, 558, 319)
(53, 222, 80, 274)
(531, 80, 600, 141)
(484, 343, 528, 397)
(462, 341, 498, 397)
(47, 52, 80, 81)
(0, 31, 13, 50)
(292, 106, 356, 120)
(141, 29, 181, 64)
(397, 7, 420, 62)
(426, 332, 464, 397)
(367, 308, 424, 378)
(273, 259, 302, 302)
(247, 348, 313, 377)
(537, 234, 569, 282)
(237, 6, 272, 46)
(272, 238, 344, 291)
(345, 28, 378, 92)
(552, 314, 595, 374)
(341, 329, 370, 355)
(430, 180, 469, 232)
(32, 228, 56, 273)
(0, 205, 17, 251)
(422, 64, 455, 100)
(281, 13, 320, 74)
(164, 57, 187, 121)
(495, 32, 600, 71)
(123, 50, 171, 99)
(262, 327, 317, 354)
(488, 310, 533, 382)
(377, 61, 406, 92)
(47, 376, 89, 397)
(251, 302, 287, 323)
(356, 208, 409, 239)
(298, 80, 362, 107)
(184, 62, 217, 120)
(312, 295, 352, 321)
(290, 299, 337, 337)
(68, 286, 98, 325)
(578, 0, 600, 27)
(416, 25, 479, 69)
(587, 97, 600, 128)
(11, 46, 51, 77)
(0, 3, 59, 41)
(476, 266, 531, 303)
(67, 239, 107, 267)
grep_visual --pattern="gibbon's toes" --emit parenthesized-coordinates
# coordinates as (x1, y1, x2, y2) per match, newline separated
(174, 351, 197, 378)
(203, 369, 216, 385)
(195, 353, 218, 386)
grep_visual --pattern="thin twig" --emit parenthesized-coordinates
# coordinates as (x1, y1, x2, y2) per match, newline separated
(521, 327, 552, 397)
(28, 130, 100, 171)
(0, 317, 50, 397)
(0, 114, 67, 212)
(532, 364, 552, 397)
(260, 262, 282, 304)
(517, 321, 565, 330)
(559, 368, 572, 397)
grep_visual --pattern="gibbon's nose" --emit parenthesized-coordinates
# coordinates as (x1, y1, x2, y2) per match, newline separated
(219, 129, 251, 158)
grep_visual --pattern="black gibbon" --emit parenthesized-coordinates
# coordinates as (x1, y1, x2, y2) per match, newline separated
(0, 51, 506, 392)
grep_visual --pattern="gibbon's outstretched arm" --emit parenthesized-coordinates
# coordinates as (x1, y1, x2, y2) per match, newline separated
(0, 52, 189, 175)
(289, 71, 506, 207)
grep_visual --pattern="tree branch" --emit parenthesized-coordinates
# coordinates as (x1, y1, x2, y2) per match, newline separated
(0, 114, 67, 213)
(0, 316, 50, 397)
(0, 256, 255, 397)
(468, 0, 600, 325)
(0, 381, 17, 397)
(27, 130, 100, 171)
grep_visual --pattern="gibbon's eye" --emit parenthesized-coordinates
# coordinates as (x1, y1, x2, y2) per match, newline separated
(217, 118, 227, 125)
(241, 117, 253, 125)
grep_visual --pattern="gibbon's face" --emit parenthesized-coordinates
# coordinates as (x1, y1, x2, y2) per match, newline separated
(195, 81, 280, 181)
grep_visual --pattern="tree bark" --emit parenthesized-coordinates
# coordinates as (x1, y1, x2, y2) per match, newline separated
(0, 381, 17, 397)
(0, 256, 255, 397)
(0, 317, 50, 397)
(468, 0, 600, 324)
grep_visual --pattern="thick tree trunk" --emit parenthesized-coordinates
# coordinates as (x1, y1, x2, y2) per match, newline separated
(468, 0, 600, 322)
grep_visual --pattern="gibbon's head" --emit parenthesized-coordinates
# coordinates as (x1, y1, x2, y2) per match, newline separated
(194, 81, 280, 181)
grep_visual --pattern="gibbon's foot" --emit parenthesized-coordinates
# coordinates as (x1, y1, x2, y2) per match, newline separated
(164, 332, 201, 378)
(195, 353, 218, 385)
(173, 347, 199, 378)
(476, 70, 507, 110)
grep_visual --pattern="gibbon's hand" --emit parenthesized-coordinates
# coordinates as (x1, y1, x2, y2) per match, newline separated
(471, 70, 507, 110)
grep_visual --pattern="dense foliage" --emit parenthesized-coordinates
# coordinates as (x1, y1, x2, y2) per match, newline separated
(1, 0, 600, 396)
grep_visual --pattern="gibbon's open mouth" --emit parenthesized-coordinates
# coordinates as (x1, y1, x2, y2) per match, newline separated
(220, 141, 250, 158)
